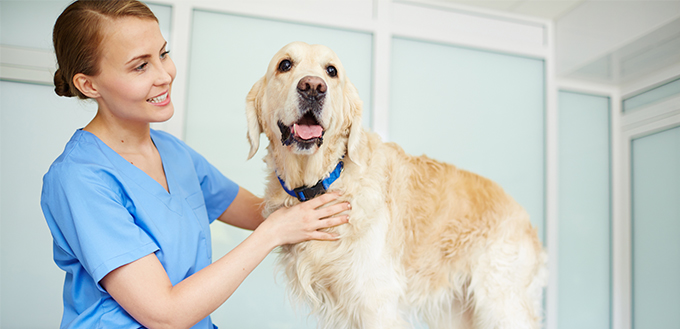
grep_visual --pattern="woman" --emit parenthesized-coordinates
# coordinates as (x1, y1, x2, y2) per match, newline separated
(40, 1, 350, 328)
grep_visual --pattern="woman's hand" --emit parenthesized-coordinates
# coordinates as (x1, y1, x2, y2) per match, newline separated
(257, 192, 350, 247)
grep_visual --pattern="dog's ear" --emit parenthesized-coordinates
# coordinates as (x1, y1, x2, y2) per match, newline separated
(246, 77, 265, 160)
(344, 77, 365, 167)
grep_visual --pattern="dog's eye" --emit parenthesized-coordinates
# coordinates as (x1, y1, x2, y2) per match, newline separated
(326, 65, 338, 78)
(278, 59, 293, 73)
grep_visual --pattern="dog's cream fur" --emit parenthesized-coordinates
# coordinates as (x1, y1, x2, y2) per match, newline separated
(245, 41, 547, 329)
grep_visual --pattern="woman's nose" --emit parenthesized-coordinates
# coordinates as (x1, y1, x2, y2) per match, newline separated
(155, 59, 175, 85)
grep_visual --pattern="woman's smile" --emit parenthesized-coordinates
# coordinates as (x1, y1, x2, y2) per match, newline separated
(147, 91, 170, 106)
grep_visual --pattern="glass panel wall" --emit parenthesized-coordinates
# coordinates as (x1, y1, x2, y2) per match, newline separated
(631, 125, 680, 328)
(389, 37, 545, 241)
(0, 1, 170, 50)
(623, 78, 680, 112)
(557, 91, 611, 329)
(146, 3, 172, 45)
(1, 1, 98, 327)
(1, 81, 97, 328)
(0, 1, 67, 48)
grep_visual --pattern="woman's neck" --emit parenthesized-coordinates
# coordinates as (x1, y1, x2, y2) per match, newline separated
(84, 111, 154, 155)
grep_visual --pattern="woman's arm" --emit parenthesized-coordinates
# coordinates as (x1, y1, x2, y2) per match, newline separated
(215, 187, 265, 230)
(100, 192, 350, 329)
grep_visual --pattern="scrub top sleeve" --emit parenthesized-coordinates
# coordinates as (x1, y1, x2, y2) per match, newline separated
(41, 163, 159, 290)
(184, 146, 239, 222)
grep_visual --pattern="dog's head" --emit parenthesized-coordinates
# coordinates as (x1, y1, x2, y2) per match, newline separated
(246, 42, 364, 167)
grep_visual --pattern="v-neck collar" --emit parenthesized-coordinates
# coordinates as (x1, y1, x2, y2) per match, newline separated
(78, 129, 181, 213)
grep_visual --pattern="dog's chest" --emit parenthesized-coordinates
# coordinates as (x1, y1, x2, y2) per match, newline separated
(286, 205, 400, 291)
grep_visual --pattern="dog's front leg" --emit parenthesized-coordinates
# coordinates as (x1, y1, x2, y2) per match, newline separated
(317, 277, 410, 329)
(317, 234, 411, 328)
(360, 301, 410, 329)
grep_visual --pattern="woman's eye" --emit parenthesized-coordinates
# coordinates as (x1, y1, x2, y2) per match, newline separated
(278, 59, 292, 73)
(326, 65, 337, 78)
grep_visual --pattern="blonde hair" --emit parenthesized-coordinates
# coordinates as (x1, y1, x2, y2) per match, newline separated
(52, 0, 158, 98)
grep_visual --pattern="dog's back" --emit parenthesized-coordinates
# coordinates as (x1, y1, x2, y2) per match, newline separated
(345, 131, 547, 328)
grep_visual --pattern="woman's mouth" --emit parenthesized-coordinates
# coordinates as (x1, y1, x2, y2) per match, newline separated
(147, 91, 170, 105)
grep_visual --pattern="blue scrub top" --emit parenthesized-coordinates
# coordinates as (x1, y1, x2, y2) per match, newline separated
(41, 129, 239, 329)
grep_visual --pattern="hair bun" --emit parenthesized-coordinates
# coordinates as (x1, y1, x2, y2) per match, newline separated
(53, 68, 73, 97)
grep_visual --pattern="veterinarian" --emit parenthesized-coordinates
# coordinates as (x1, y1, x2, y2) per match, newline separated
(40, 1, 351, 328)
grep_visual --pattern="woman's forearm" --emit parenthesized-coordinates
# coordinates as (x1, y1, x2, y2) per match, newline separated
(101, 228, 277, 329)
(216, 187, 266, 231)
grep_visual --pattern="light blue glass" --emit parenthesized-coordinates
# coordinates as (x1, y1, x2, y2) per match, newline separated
(146, 3, 172, 46)
(389, 37, 545, 241)
(0, 1, 170, 49)
(0, 0, 69, 49)
(631, 125, 680, 329)
(1, 81, 97, 327)
(557, 91, 611, 329)
(623, 78, 680, 112)
(184, 10, 372, 328)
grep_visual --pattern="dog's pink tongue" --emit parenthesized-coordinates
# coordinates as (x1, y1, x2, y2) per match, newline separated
(294, 124, 323, 140)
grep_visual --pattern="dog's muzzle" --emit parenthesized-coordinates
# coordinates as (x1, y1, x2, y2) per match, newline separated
(278, 76, 327, 149)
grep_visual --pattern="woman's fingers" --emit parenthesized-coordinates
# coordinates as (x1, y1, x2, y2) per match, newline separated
(263, 192, 351, 245)
(316, 201, 351, 219)
(312, 215, 349, 240)
(319, 215, 350, 229)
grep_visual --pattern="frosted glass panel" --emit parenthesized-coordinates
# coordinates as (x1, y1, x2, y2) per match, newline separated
(0, 1, 170, 49)
(631, 126, 680, 329)
(0, 1, 69, 49)
(1, 81, 97, 327)
(146, 3, 172, 46)
(558, 91, 611, 329)
(185, 10, 372, 328)
(623, 78, 680, 112)
(390, 37, 545, 241)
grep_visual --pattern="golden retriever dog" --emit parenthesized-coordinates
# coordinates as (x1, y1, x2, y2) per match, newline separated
(245, 41, 547, 329)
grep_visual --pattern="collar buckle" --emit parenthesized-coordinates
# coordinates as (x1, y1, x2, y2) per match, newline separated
(293, 180, 328, 202)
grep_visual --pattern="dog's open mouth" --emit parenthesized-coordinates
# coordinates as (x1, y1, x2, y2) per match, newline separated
(278, 111, 325, 149)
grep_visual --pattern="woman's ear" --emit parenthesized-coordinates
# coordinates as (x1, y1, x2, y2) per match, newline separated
(72, 73, 100, 99)
(245, 77, 265, 160)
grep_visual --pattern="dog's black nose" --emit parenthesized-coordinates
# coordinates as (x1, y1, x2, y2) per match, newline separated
(297, 76, 327, 99)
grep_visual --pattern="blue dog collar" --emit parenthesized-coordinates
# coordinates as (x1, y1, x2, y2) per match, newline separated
(277, 160, 344, 202)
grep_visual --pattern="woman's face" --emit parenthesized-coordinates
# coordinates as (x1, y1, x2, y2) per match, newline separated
(90, 16, 176, 125)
